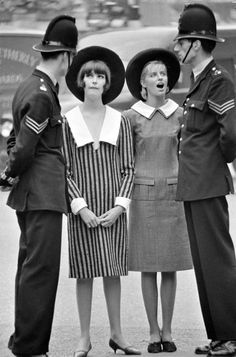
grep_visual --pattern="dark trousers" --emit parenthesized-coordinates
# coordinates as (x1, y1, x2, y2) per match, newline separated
(9, 210, 63, 356)
(184, 197, 236, 340)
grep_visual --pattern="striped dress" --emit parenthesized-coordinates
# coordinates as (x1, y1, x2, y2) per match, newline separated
(63, 105, 134, 279)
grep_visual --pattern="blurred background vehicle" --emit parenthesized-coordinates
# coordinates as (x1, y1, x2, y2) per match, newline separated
(86, 10, 110, 30)
(86, 1, 129, 31)
(104, 1, 128, 28)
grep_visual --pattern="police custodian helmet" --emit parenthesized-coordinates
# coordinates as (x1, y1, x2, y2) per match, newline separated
(174, 3, 224, 43)
(33, 15, 78, 53)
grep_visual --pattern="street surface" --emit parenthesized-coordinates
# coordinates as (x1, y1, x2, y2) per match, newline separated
(1, 189, 236, 357)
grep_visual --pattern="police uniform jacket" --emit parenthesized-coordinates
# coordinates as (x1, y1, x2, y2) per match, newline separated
(5, 69, 67, 213)
(176, 60, 236, 201)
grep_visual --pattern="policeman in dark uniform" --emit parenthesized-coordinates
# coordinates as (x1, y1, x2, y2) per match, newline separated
(174, 4, 236, 356)
(0, 15, 78, 357)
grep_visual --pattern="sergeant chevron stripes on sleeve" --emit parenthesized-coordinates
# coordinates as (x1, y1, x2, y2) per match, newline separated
(208, 99, 235, 115)
(25, 115, 49, 134)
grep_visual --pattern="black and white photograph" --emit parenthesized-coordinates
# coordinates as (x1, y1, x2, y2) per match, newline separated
(1, 1, 236, 356)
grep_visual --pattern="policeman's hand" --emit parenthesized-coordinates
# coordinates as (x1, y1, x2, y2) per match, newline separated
(0, 186, 12, 192)
(79, 207, 100, 228)
(0, 174, 19, 189)
(99, 206, 124, 228)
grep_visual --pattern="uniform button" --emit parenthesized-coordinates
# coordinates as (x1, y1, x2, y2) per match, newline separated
(191, 104, 195, 107)
(179, 150, 182, 154)
(184, 110, 187, 115)
(180, 137, 183, 141)
(58, 120, 62, 123)
(181, 124, 184, 128)
(40, 78, 44, 82)
(186, 98, 190, 102)
(212, 67, 216, 71)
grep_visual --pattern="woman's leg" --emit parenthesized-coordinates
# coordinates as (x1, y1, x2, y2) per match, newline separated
(103, 276, 129, 346)
(76, 278, 93, 350)
(160, 271, 177, 342)
(141, 272, 161, 342)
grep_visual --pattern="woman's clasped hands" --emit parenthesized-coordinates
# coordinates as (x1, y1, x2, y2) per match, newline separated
(79, 206, 124, 228)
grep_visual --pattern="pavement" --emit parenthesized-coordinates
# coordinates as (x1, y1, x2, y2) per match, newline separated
(1, 190, 236, 356)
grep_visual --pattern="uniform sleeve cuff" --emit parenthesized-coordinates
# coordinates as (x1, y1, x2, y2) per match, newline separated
(115, 197, 131, 210)
(71, 198, 88, 215)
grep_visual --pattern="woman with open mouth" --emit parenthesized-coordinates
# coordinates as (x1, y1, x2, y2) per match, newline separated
(123, 48, 193, 354)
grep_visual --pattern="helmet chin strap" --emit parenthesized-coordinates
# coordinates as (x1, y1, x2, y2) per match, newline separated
(182, 40, 194, 63)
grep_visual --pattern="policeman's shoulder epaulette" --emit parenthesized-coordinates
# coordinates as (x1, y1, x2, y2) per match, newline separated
(211, 66, 222, 77)
(38, 78, 48, 92)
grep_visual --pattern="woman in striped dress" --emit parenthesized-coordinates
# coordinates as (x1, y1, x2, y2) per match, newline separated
(63, 46, 140, 357)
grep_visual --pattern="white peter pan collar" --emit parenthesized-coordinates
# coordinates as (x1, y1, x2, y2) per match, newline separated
(131, 99, 179, 119)
(65, 105, 121, 148)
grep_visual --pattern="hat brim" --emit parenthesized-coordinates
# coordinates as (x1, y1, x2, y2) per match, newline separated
(174, 34, 225, 43)
(33, 43, 75, 52)
(66, 46, 125, 104)
(125, 48, 180, 101)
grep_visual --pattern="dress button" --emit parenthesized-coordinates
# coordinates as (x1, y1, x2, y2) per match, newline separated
(186, 98, 190, 102)
(184, 110, 187, 115)
(180, 137, 183, 141)
(181, 124, 184, 128)
(191, 104, 195, 107)
(179, 150, 182, 155)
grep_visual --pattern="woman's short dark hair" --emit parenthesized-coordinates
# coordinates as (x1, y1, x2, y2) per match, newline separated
(77, 60, 111, 92)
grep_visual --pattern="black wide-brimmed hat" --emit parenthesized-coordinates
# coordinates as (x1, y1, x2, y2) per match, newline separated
(126, 48, 180, 101)
(174, 3, 224, 43)
(33, 15, 78, 53)
(66, 46, 125, 104)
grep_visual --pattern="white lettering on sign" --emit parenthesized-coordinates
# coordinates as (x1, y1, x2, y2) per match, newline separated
(0, 47, 38, 67)
(0, 74, 23, 85)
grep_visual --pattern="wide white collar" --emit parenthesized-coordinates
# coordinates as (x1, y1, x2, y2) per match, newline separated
(131, 99, 179, 119)
(65, 105, 121, 148)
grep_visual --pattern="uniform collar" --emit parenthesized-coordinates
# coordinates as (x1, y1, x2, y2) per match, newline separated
(131, 99, 179, 119)
(36, 65, 57, 85)
(65, 105, 121, 148)
(188, 59, 216, 96)
(192, 56, 213, 79)
(33, 68, 59, 97)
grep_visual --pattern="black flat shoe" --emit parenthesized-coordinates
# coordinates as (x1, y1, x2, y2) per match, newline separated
(109, 338, 141, 355)
(147, 341, 162, 353)
(162, 341, 177, 352)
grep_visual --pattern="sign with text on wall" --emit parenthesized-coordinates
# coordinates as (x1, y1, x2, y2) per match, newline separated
(0, 31, 42, 119)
